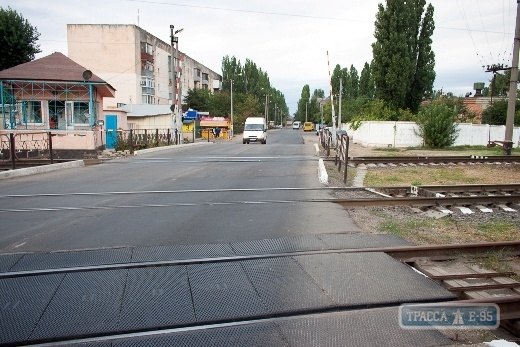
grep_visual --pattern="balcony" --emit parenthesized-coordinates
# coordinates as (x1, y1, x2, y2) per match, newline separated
(141, 52, 154, 63)
(193, 74, 201, 82)
(141, 69, 153, 78)
(141, 87, 155, 96)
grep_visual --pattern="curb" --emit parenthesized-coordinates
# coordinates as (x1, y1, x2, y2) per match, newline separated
(0, 160, 85, 180)
(134, 141, 214, 155)
(353, 164, 367, 187)
(318, 158, 329, 184)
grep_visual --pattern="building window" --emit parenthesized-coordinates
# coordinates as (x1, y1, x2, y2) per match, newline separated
(73, 102, 90, 125)
(145, 43, 153, 55)
(22, 101, 42, 123)
(141, 95, 154, 104)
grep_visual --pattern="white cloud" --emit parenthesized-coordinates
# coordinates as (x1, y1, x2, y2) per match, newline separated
(1, 0, 516, 114)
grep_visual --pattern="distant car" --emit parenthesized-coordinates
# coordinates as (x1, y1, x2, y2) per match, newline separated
(303, 122, 314, 131)
(292, 121, 301, 129)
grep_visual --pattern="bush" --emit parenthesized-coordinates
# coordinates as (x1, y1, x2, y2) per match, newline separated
(481, 99, 520, 125)
(416, 102, 459, 148)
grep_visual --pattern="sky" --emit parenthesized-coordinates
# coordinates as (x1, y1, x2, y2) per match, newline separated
(2, 0, 517, 115)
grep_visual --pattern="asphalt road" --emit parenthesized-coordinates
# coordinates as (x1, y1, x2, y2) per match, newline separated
(0, 128, 360, 253)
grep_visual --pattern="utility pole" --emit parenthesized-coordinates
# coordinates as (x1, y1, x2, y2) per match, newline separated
(504, 0, 520, 155)
(170, 25, 177, 135)
(230, 79, 234, 138)
(338, 78, 342, 130)
(327, 51, 336, 143)
(170, 25, 183, 144)
(305, 102, 308, 122)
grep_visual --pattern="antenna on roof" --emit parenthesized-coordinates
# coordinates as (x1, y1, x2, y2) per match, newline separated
(82, 70, 92, 81)
(138, 9, 139, 27)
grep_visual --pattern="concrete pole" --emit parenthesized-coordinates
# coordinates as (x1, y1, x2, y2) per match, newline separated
(170, 25, 176, 132)
(266, 94, 269, 124)
(338, 78, 342, 131)
(305, 102, 308, 122)
(504, 0, 520, 155)
(264, 94, 268, 121)
(230, 79, 234, 138)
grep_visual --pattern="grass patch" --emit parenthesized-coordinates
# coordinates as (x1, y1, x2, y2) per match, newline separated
(473, 250, 520, 282)
(376, 215, 520, 245)
(476, 221, 519, 240)
(404, 145, 519, 156)
(372, 147, 402, 152)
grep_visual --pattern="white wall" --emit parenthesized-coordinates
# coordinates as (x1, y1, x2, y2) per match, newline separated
(342, 121, 520, 148)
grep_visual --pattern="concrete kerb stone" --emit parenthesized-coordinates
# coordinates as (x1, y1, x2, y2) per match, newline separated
(318, 158, 328, 184)
(0, 160, 85, 180)
(133, 141, 214, 155)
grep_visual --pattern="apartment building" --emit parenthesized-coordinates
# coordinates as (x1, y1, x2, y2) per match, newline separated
(67, 24, 222, 110)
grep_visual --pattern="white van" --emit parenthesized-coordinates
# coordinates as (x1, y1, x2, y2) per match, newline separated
(292, 121, 301, 129)
(243, 117, 267, 144)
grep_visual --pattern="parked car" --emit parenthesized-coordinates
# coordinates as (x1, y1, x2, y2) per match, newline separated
(303, 122, 314, 131)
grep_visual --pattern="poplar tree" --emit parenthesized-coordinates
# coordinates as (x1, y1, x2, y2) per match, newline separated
(371, 0, 435, 113)
(359, 62, 374, 99)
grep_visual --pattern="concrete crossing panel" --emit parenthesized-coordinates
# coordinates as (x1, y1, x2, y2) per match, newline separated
(30, 269, 127, 341)
(119, 266, 195, 330)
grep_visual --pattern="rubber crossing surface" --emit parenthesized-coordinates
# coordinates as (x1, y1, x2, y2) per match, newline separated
(0, 234, 456, 346)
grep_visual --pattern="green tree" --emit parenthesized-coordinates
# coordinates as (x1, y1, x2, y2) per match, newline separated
(416, 101, 459, 148)
(348, 65, 359, 99)
(184, 88, 211, 111)
(481, 99, 520, 125)
(0, 6, 41, 70)
(208, 92, 230, 117)
(359, 62, 374, 99)
(296, 85, 311, 122)
(371, 0, 435, 113)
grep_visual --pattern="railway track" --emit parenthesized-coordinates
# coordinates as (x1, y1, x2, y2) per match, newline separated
(389, 242, 520, 338)
(1, 241, 519, 345)
(329, 184, 520, 214)
(340, 155, 520, 167)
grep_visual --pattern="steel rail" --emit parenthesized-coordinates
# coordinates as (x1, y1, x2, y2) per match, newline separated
(2, 241, 519, 279)
(346, 155, 520, 164)
(332, 194, 520, 208)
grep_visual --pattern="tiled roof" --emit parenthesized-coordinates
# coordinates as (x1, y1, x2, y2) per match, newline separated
(0, 52, 102, 82)
(0, 52, 115, 97)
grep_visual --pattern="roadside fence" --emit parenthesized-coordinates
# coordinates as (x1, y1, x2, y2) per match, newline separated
(0, 132, 53, 170)
(115, 128, 174, 154)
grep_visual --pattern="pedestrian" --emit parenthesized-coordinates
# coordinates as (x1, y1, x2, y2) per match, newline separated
(215, 126, 221, 138)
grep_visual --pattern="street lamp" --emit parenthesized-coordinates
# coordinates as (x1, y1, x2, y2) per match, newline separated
(170, 25, 184, 144)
